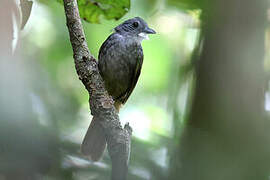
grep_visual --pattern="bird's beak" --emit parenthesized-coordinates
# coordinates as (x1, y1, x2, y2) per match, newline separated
(144, 27, 156, 34)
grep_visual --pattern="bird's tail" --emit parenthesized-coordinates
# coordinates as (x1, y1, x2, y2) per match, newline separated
(81, 116, 106, 161)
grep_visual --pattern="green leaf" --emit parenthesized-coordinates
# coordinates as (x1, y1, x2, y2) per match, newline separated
(80, 0, 130, 23)
(56, 0, 130, 23)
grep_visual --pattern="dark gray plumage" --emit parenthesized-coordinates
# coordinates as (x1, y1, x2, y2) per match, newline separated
(98, 17, 156, 110)
(81, 17, 156, 161)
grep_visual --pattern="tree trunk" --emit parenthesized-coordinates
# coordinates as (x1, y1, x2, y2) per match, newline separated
(170, 0, 270, 179)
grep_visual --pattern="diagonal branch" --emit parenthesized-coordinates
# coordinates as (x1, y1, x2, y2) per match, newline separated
(62, 0, 132, 179)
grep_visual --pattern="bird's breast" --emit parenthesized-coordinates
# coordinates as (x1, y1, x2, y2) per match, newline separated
(98, 34, 143, 100)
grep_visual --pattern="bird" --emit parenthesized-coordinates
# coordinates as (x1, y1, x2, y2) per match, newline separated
(81, 17, 156, 161)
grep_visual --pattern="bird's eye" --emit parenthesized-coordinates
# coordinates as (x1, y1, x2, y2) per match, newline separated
(132, 22, 139, 28)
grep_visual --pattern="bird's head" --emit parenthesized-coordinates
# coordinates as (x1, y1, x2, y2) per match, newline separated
(114, 17, 156, 41)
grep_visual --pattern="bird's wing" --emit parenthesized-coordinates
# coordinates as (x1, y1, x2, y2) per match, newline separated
(118, 46, 143, 104)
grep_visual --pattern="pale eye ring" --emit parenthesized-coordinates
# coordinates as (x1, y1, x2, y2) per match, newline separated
(132, 21, 139, 28)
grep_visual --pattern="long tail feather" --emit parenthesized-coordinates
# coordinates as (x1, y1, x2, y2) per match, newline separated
(81, 116, 106, 161)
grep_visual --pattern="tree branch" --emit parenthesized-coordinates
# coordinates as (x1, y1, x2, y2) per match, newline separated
(63, 1, 132, 179)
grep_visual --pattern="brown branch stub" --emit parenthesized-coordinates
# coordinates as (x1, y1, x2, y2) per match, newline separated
(62, 0, 132, 179)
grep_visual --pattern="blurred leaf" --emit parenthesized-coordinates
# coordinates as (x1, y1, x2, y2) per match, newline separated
(166, 0, 206, 11)
(56, 0, 130, 23)
(20, 0, 33, 29)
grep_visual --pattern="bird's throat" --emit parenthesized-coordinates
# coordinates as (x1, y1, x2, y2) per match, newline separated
(138, 32, 149, 40)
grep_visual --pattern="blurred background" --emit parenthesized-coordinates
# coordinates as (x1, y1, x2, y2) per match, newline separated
(1, 0, 270, 179)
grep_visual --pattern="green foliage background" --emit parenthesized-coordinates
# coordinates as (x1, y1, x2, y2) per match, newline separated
(1, 0, 270, 179)
(13, 0, 270, 179)
(13, 0, 200, 179)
